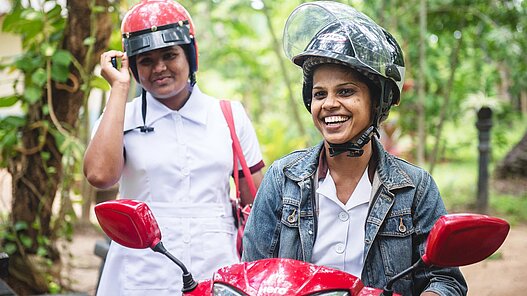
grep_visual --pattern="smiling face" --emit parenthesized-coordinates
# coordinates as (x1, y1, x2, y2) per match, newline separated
(311, 63, 372, 144)
(136, 45, 190, 108)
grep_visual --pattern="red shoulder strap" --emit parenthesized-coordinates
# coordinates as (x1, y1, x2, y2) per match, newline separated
(220, 100, 257, 199)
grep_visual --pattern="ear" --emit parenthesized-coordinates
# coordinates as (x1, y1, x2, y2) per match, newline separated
(302, 81, 313, 113)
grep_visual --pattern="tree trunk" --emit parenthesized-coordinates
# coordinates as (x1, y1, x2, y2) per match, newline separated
(495, 129, 527, 180)
(416, 0, 426, 166)
(6, 1, 113, 294)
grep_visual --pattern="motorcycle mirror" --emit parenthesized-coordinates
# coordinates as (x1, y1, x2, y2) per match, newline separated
(94, 199, 162, 249)
(382, 213, 509, 296)
(422, 213, 510, 267)
(94, 199, 198, 292)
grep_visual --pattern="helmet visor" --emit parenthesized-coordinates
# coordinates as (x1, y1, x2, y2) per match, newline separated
(123, 23, 192, 57)
(283, 1, 392, 78)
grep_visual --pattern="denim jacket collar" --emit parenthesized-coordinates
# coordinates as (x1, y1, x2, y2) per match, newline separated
(283, 143, 323, 182)
(283, 138, 414, 191)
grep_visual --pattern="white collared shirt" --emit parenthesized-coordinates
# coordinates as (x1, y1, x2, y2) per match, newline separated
(93, 85, 264, 294)
(93, 85, 264, 205)
(311, 167, 372, 277)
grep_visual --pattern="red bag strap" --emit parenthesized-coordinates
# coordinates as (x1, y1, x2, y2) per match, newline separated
(220, 100, 257, 199)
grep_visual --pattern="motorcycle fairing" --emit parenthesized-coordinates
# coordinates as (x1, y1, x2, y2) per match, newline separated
(211, 258, 376, 295)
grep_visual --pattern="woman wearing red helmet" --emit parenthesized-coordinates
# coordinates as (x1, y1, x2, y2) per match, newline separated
(83, 1, 264, 294)
(242, 2, 467, 296)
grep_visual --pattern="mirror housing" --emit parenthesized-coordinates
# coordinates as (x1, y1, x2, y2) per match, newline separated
(422, 213, 510, 267)
(382, 213, 509, 296)
(94, 199, 161, 249)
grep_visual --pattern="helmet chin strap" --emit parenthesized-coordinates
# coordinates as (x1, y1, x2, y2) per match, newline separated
(327, 125, 379, 157)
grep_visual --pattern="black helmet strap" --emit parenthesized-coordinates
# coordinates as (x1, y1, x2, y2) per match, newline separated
(124, 88, 154, 135)
(327, 125, 379, 157)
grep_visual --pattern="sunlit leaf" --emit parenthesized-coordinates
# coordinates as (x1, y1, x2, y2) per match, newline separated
(83, 37, 95, 46)
(23, 86, 42, 104)
(31, 68, 48, 87)
(41, 43, 55, 57)
(0, 96, 19, 107)
(90, 76, 110, 91)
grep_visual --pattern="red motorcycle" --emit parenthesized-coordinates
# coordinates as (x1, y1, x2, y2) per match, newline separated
(94, 200, 509, 296)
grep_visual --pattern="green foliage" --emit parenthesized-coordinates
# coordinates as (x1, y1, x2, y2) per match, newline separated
(434, 159, 527, 225)
(255, 114, 311, 167)
(0, 2, 71, 118)
(0, 1, 107, 293)
(0, 116, 26, 166)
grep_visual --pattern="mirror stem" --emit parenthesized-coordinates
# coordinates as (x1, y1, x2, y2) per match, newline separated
(381, 258, 425, 296)
(152, 241, 198, 292)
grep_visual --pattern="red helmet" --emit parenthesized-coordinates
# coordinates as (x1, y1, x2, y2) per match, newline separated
(121, 0, 198, 81)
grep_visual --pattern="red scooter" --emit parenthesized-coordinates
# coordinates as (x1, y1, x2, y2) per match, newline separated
(94, 200, 509, 296)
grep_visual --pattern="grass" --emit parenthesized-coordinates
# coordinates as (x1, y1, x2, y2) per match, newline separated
(432, 160, 527, 226)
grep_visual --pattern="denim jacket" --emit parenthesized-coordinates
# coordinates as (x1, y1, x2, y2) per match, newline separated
(242, 138, 467, 296)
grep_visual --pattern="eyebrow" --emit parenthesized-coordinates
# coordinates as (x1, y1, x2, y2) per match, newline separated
(313, 82, 359, 88)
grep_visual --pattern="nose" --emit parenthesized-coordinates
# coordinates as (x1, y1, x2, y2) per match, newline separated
(153, 60, 167, 73)
(322, 93, 339, 110)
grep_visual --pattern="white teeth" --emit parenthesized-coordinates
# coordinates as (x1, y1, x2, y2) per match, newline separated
(324, 116, 349, 124)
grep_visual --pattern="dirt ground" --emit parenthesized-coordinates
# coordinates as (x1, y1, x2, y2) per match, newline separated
(63, 223, 527, 296)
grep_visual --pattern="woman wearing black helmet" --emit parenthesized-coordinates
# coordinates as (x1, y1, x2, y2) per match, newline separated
(242, 2, 466, 295)
(83, 0, 264, 294)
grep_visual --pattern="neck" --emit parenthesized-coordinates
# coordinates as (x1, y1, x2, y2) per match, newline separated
(325, 141, 372, 177)
(158, 83, 192, 110)
(324, 141, 373, 204)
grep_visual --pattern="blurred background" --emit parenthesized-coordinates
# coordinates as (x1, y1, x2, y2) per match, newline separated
(0, 0, 526, 295)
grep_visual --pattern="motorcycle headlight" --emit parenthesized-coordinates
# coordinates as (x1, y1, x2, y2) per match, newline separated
(309, 291, 350, 296)
(213, 283, 245, 296)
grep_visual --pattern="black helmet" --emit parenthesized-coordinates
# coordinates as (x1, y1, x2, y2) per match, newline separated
(283, 1, 405, 126)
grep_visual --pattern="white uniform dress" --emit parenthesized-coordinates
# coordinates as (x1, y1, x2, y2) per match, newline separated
(95, 85, 264, 296)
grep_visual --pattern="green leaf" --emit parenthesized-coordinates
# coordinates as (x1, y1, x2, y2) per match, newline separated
(37, 246, 48, 257)
(52, 50, 72, 67)
(90, 75, 110, 91)
(1, 4, 23, 32)
(14, 221, 28, 231)
(0, 95, 19, 107)
(51, 63, 69, 82)
(47, 166, 57, 174)
(31, 68, 48, 87)
(31, 219, 41, 231)
(20, 234, 33, 248)
(4, 243, 17, 255)
(83, 36, 95, 46)
(0, 130, 18, 149)
(14, 54, 44, 73)
(48, 282, 60, 294)
(42, 104, 49, 115)
(46, 4, 63, 20)
(40, 151, 51, 161)
(41, 43, 56, 57)
(21, 10, 43, 21)
(23, 86, 42, 104)
(1, 116, 26, 127)
(92, 5, 107, 14)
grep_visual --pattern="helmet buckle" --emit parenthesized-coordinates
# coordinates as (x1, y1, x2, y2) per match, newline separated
(385, 64, 401, 82)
